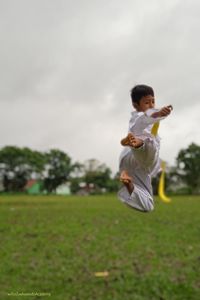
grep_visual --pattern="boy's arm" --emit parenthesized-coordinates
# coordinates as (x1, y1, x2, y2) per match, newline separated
(151, 105, 173, 118)
(129, 105, 173, 133)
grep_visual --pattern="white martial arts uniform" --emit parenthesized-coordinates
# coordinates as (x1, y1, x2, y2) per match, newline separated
(118, 108, 166, 212)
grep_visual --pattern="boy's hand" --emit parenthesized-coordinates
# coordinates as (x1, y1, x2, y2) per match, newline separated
(151, 105, 173, 118)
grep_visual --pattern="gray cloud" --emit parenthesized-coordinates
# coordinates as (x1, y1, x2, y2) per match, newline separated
(0, 0, 200, 172)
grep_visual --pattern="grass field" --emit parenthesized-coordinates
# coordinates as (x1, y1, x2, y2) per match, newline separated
(0, 194, 200, 300)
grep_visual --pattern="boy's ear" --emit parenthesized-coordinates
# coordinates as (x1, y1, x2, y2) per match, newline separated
(133, 103, 139, 110)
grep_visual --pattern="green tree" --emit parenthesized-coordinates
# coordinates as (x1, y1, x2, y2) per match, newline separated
(83, 159, 117, 193)
(69, 162, 84, 194)
(107, 171, 120, 192)
(43, 149, 74, 193)
(176, 143, 200, 194)
(0, 146, 45, 192)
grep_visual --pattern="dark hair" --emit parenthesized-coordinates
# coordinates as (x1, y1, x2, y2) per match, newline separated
(130, 84, 154, 104)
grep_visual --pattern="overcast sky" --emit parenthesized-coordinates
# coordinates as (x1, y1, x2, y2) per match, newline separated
(0, 0, 200, 173)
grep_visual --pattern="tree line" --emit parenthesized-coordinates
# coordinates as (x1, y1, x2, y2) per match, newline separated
(0, 146, 118, 194)
(153, 142, 200, 195)
(0, 143, 199, 194)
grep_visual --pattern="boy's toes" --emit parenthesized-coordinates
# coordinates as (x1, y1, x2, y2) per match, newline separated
(120, 136, 129, 146)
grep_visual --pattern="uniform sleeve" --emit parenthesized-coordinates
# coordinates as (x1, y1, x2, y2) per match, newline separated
(129, 109, 166, 134)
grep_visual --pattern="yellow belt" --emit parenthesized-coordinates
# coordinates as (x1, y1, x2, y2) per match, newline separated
(151, 122, 171, 203)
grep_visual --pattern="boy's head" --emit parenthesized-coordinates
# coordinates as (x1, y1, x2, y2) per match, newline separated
(130, 84, 155, 112)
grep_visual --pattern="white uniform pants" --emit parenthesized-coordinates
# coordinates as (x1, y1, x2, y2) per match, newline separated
(118, 137, 161, 212)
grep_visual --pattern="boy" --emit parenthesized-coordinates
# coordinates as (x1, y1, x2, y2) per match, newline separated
(118, 84, 172, 212)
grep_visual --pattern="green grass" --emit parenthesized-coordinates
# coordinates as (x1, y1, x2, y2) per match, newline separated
(0, 194, 200, 300)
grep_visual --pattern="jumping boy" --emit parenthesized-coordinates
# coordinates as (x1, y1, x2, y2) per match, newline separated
(118, 84, 172, 212)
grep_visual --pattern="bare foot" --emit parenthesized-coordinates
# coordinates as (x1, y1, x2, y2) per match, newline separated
(120, 170, 134, 195)
(121, 133, 143, 148)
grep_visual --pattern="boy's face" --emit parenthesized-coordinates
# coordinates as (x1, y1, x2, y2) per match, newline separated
(133, 95, 155, 112)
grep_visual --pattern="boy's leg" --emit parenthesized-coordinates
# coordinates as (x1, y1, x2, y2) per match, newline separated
(118, 178, 154, 212)
(120, 170, 134, 195)
(118, 153, 154, 212)
(121, 133, 159, 171)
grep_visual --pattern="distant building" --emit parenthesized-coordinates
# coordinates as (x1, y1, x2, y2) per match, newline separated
(56, 182, 71, 195)
(76, 182, 106, 195)
(24, 179, 42, 195)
